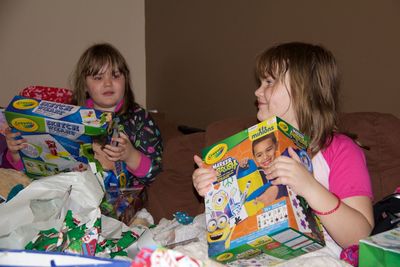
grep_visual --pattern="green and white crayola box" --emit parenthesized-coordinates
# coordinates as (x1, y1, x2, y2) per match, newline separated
(5, 95, 111, 178)
(359, 227, 400, 267)
(203, 116, 325, 264)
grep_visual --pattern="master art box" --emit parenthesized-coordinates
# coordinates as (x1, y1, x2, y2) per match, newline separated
(5, 95, 111, 178)
(203, 116, 325, 264)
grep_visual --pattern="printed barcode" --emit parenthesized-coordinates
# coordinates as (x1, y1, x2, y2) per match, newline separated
(302, 243, 323, 252)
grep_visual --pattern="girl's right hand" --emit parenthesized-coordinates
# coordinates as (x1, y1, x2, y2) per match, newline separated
(92, 142, 116, 171)
(5, 127, 25, 162)
(193, 155, 217, 197)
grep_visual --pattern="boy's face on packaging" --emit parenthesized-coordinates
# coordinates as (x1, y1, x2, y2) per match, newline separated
(85, 64, 125, 112)
(255, 72, 297, 128)
(253, 138, 276, 169)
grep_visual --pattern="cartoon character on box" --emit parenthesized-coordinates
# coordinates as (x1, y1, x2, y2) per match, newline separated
(207, 189, 241, 256)
(207, 210, 233, 256)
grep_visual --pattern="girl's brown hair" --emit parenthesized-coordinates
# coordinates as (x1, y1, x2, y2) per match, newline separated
(255, 42, 340, 155)
(71, 43, 135, 115)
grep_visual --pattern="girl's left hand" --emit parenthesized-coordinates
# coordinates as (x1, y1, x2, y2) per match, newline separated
(103, 132, 135, 162)
(267, 147, 318, 198)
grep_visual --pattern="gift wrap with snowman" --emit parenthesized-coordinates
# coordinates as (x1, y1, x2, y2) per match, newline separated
(202, 116, 325, 264)
(5, 95, 111, 178)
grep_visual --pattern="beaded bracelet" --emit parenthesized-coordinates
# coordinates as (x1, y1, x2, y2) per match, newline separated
(312, 193, 341, 215)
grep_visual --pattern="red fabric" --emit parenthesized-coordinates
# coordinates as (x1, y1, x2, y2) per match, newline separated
(340, 244, 359, 266)
(19, 85, 73, 104)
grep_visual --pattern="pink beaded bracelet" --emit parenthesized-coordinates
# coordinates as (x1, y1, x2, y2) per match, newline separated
(312, 193, 341, 216)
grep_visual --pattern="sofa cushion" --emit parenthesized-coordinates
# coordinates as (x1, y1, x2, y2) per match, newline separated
(146, 132, 205, 223)
(205, 116, 258, 147)
(150, 112, 183, 143)
(338, 112, 400, 203)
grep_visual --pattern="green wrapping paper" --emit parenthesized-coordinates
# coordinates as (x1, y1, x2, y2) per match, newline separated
(25, 210, 141, 258)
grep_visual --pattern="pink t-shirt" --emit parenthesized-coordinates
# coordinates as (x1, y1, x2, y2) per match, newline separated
(320, 134, 373, 200)
(311, 133, 373, 257)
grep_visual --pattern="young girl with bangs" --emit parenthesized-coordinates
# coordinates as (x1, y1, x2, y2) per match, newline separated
(72, 43, 163, 223)
(5, 43, 163, 224)
(192, 42, 373, 259)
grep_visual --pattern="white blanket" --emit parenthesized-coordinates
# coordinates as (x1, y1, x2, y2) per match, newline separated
(149, 213, 351, 267)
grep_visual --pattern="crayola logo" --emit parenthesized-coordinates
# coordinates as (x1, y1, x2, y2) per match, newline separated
(11, 118, 39, 132)
(278, 121, 289, 133)
(12, 99, 39, 110)
(216, 252, 233, 261)
(205, 143, 228, 165)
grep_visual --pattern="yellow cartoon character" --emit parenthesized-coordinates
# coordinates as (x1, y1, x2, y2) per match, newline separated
(207, 189, 239, 256)
(207, 212, 235, 256)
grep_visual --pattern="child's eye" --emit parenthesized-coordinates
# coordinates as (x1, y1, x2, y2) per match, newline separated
(265, 78, 274, 85)
(113, 71, 122, 79)
(93, 75, 102, 80)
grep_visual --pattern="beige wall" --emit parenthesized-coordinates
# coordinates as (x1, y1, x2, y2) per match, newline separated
(0, 0, 146, 107)
(146, 0, 400, 128)
(2, 1, 399, 129)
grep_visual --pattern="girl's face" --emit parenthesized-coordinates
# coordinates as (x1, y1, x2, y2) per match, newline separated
(255, 72, 297, 128)
(85, 64, 125, 112)
(253, 138, 276, 169)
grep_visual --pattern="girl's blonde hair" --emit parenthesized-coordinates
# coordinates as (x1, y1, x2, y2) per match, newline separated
(71, 43, 135, 114)
(256, 42, 340, 155)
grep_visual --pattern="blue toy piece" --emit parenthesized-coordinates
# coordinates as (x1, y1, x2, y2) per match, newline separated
(6, 184, 24, 202)
(173, 211, 194, 225)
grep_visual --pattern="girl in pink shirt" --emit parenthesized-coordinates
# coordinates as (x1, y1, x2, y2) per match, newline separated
(192, 42, 374, 258)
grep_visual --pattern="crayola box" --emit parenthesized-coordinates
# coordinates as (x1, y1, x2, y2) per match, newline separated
(203, 116, 325, 264)
(5, 95, 111, 178)
(359, 227, 400, 267)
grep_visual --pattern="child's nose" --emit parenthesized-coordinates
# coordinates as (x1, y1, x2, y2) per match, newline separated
(104, 74, 112, 86)
(264, 152, 272, 160)
(255, 86, 262, 97)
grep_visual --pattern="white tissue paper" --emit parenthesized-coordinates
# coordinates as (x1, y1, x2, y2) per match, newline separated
(0, 170, 104, 249)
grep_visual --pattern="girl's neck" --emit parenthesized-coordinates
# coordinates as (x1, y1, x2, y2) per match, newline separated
(85, 98, 124, 113)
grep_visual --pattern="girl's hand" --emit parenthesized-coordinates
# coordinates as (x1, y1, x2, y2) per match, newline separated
(92, 142, 115, 171)
(5, 127, 25, 163)
(267, 147, 318, 198)
(103, 132, 136, 163)
(193, 155, 217, 197)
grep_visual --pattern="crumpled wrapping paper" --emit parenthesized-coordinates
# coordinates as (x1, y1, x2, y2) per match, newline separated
(0, 170, 146, 258)
(141, 213, 350, 267)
